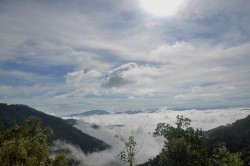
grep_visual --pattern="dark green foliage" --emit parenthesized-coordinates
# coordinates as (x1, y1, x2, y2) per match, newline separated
(0, 103, 110, 153)
(53, 154, 68, 166)
(208, 146, 243, 166)
(140, 115, 245, 166)
(153, 115, 209, 166)
(206, 114, 250, 165)
(0, 117, 67, 166)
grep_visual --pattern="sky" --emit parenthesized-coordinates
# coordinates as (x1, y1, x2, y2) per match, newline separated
(1, 0, 250, 115)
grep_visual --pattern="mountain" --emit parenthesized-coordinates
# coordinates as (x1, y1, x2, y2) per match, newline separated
(66, 110, 110, 117)
(115, 110, 144, 114)
(0, 103, 110, 153)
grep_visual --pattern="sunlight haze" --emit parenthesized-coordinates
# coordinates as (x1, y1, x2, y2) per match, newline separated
(139, 0, 185, 17)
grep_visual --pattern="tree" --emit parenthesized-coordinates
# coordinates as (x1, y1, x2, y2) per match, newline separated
(114, 132, 139, 166)
(0, 116, 67, 166)
(153, 115, 209, 166)
(152, 115, 244, 166)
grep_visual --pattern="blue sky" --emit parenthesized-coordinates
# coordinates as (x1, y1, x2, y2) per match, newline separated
(0, 0, 250, 115)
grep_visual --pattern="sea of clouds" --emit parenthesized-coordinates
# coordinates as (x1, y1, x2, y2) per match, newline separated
(60, 107, 250, 166)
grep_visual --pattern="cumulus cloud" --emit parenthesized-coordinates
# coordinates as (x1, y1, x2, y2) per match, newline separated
(101, 62, 159, 89)
(102, 62, 137, 88)
(145, 42, 250, 105)
(149, 42, 197, 64)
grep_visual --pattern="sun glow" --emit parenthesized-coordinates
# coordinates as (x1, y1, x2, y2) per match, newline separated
(139, 0, 185, 17)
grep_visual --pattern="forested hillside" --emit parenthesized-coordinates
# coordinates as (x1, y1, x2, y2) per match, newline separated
(206, 114, 250, 165)
(0, 103, 110, 153)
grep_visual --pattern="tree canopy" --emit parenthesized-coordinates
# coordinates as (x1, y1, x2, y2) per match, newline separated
(153, 115, 208, 166)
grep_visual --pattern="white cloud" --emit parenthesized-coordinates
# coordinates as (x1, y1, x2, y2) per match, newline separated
(51, 140, 121, 166)
(174, 94, 187, 99)
(149, 42, 197, 64)
(145, 42, 250, 102)
(62, 107, 250, 165)
(72, 107, 250, 132)
(0, 0, 250, 113)
(61, 69, 103, 97)
(102, 62, 137, 88)
(102, 62, 159, 90)
(65, 70, 101, 86)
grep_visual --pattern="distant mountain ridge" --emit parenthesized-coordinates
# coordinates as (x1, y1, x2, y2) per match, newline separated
(66, 110, 110, 117)
(65, 109, 149, 117)
(115, 110, 144, 114)
(0, 103, 110, 153)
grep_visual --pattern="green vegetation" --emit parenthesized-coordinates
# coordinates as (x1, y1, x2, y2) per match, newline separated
(0, 117, 67, 166)
(209, 146, 243, 166)
(206, 114, 250, 165)
(52, 154, 68, 166)
(140, 115, 246, 166)
(0, 103, 110, 153)
(153, 115, 209, 165)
